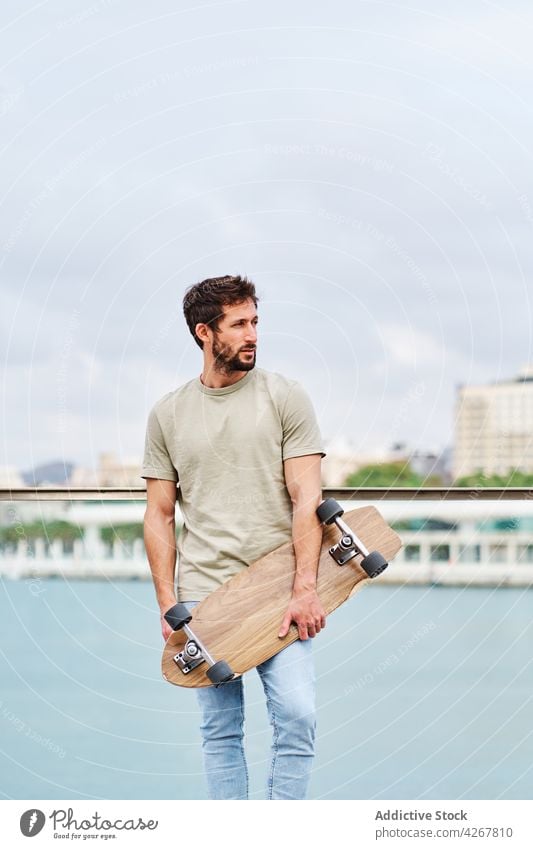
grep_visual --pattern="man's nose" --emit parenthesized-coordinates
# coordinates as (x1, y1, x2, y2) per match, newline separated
(244, 324, 257, 342)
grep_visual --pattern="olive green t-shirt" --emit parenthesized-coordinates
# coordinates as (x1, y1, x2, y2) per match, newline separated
(141, 367, 325, 601)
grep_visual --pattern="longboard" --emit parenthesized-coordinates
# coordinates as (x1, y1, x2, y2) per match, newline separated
(162, 499, 402, 687)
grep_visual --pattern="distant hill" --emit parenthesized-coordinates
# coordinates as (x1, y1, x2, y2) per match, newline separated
(21, 461, 75, 486)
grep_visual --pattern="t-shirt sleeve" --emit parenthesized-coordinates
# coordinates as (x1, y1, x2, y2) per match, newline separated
(281, 382, 326, 461)
(141, 407, 179, 482)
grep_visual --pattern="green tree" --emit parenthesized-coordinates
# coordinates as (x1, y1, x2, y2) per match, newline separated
(344, 461, 435, 487)
(100, 523, 182, 544)
(454, 469, 533, 487)
(0, 520, 83, 545)
(100, 523, 144, 545)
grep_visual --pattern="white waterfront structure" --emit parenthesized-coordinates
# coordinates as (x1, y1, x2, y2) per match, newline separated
(1, 499, 532, 586)
(454, 366, 533, 480)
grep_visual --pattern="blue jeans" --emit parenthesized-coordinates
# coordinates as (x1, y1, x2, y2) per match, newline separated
(184, 602, 316, 800)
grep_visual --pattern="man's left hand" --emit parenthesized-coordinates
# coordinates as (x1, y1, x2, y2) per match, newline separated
(278, 589, 326, 640)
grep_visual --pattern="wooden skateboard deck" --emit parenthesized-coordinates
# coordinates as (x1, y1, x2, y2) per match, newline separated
(161, 503, 402, 688)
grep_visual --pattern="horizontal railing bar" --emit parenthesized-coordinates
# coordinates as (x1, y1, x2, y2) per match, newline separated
(324, 487, 533, 501)
(1, 487, 533, 502)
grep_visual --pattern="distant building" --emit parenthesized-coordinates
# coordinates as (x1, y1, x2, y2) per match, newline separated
(68, 452, 143, 487)
(321, 440, 386, 487)
(0, 466, 24, 488)
(97, 452, 143, 487)
(68, 465, 99, 487)
(410, 447, 452, 484)
(454, 366, 533, 479)
(322, 440, 449, 486)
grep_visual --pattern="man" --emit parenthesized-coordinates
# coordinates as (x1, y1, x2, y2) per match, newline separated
(142, 275, 326, 800)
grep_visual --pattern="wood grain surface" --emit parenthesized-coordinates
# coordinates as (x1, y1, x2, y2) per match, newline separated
(162, 505, 402, 688)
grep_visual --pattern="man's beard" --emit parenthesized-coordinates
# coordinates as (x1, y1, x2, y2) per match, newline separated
(212, 336, 257, 375)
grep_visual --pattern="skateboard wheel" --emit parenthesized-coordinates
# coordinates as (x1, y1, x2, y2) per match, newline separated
(206, 660, 235, 686)
(316, 498, 344, 525)
(360, 550, 388, 578)
(164, 603, 192, 631)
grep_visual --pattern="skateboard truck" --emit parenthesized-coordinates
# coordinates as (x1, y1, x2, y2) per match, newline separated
(316, 498, 389, 577)
(164, 604, 236, 686)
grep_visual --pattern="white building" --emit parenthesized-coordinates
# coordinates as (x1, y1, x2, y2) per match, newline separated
(454, 366, 533, 479)
(0, 466, 24, 488)
(68, 452, 143, 487)
(321, 440, 390, 487)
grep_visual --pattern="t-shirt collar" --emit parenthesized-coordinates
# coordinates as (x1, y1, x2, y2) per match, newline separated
(196, 369, 256, 396)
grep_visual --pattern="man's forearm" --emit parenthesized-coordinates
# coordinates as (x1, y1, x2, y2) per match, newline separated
(291, 498, 323, 595)
(144, 508, 177, 611)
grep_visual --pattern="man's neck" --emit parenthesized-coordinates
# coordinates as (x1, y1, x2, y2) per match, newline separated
(199, 366, 249, 389)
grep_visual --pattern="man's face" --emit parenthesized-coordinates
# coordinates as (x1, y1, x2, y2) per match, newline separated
(210, 299, 258, 374)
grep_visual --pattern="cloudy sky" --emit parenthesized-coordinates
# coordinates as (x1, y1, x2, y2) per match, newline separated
(1, 0, 532, 472)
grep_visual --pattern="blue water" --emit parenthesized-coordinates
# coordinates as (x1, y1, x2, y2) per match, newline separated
(1, 579, 532, 800)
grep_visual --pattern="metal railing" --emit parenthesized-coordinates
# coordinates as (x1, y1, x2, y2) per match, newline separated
(2, 487, 533, 501)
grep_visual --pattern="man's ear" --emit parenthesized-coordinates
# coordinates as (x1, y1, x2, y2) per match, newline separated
(195, 323, 211, 346)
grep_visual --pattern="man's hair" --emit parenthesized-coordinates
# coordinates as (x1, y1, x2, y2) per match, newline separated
(183, 275, 259, 349)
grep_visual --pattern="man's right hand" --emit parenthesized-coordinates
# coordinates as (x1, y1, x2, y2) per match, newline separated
(160, 603, 177, 642)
